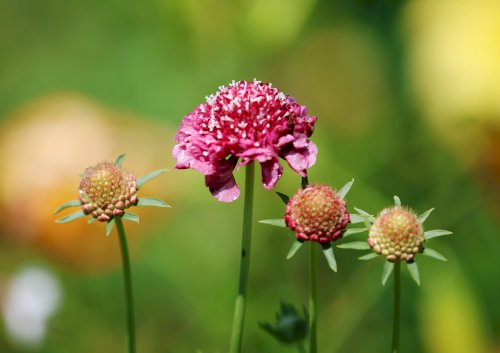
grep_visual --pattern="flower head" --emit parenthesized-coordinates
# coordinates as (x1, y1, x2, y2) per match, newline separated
(285, 184, 350, 244)
(172, 79, 317, 202)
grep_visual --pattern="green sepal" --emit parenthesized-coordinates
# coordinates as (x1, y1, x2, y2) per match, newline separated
(106, 219, 115, 236)
(337, 178, 354, 200)
(382, 261, 394, 286)
(114, 154, 126, 167)
(343, 227, 367, 237)
(407, 262, 421, 286)
(394, 195, 401, 206)
(56, 210, 87, 224)
(359, 252, 378, 261)
(422, 248, 447, 261)
(286, 240, 304, 259)
(88, 217, 97, 224)
(275, 192, 290, 205)
(354, 207, 376, 223)
(122, 212, 140, 223)
(349, 214, 366, 224)
(137, 169, 167, 189)
(53, 200, 80, 214)
(322, 244, 337, 272)
(424, 229, 452, 240)
(137, 197, 171, 208)
(259, 219, 286, 228)
(418, 208, 435, 224)
(337, 241, 370, 250)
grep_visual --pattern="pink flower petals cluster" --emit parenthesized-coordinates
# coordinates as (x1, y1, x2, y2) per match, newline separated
(173, 80, 318, 202)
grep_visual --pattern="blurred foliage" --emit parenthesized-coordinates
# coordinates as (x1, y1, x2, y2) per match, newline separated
(0, 0, 499, 353)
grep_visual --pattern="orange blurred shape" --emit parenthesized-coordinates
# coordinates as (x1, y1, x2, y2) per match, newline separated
(0, 93, 175, 272)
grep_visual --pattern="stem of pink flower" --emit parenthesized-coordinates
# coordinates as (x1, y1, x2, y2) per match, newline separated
(309, 242, 317, 353)
(229, 162, 255, 353)
(392, 261, 401, 353)
(115, 216, 136, 353)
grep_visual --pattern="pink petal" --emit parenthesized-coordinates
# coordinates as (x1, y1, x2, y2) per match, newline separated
(260, 158, 283, 189)
(205, 156, 240, 202)
(283, 141, 318, 176)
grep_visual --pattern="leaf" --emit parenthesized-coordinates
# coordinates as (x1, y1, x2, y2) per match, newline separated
(286, 240, 303, 259)
(354, 207, 375, 223)
(137, 169, 167, 189)
(106, 219, 115, 236)
(343, 227, 367, 237)
(259, 219, 286, 228)
(394, 195, 401, 206)
(337, 241, 370, 250)
(422, 248, 447, 261)
(53, 200, 80, 214)
(114, 154, 126, 167)
(418, 208, 435, 224)
(88, 217, 96, 224)
(359, 252, 379, 261)
(275, 192, 289, 205)
(137, 197, 171, 208)
(122, 212, 140, 223)
(349, 214, 366, 224)
(56, 210, 87, 224)
(382, 261, 394, 286)
(337, 178, 354, 199)
(424, 229, 453, 240)
(407, 262, 421, 286)
(322, 245, 338, 272)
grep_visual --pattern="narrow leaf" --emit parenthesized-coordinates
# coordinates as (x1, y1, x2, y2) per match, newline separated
(322, 245, 337, 272)
(106, 219, 115, 236)
(56, 210, 87, 224)
(359, 252, 379, 261)
(407, 262, 421, 286)
(137, 197, 171, 208)
(382, 261, 394, 286)
(422, 248, 447, 261)
(286, 240, 303, 259)
(354, 207, 375, 223)
(349, 214, 365, 224)
(122, 212, 140, 223)
(53, 200, 80, 214)
(259, 219, 286, 228)
(275, 192, 289, 205)
(424, 229, 453, 240)
(137, 169, 167, 189)
(88, 217, 96, 224)
(418, 208, 435, 224)
(337, 241, 370, 250)
(114, 154, 126, 167)
(343, 227, 367, 237)
(394, 195, 401, 206)
(337, 178, 354, 199)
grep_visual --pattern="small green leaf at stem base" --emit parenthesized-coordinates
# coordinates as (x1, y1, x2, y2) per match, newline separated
(337, 241, 370, 250)
(137, 169, 167, 189)
(343, 227, 367, 237)
(56, 210, 87, 223)
(382, 261, 395, 285)
(287, 240, 304, 259)
(407, 262, 421, 286)
(106, 218, 115, 236)
(259, 219, 286, 228)
(418, 208, 435, 224)
(122, 212, 140, 223)
(337, 179, 354, 200)
(359, 252, 378, 261)
(422, 248, 447, 261)
(424, 229, 452, 240)
(137, 197, 170, 208)
(114, 154, 126, 167)
(53, 200, 81, 214)
(275, 192, 290, 205)
(393, 195, 401, 206)
(322, 244, 337, 272)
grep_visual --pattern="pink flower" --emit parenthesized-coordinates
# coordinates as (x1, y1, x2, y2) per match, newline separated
(172, 80, 318, 202)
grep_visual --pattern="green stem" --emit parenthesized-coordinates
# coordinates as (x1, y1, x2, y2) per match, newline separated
(392, 261, 401, 353)
(309, 242, 317, 353)
(115, 217, 136, 353)
(297, 342, 307, 353)
(229, 162, 255, 353)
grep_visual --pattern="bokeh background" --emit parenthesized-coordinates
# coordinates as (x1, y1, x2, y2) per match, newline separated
(0, 0, 499, 352)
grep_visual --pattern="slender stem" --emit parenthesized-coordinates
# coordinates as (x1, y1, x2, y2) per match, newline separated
(309, 242, 317, 353)
(392, 261, 401, 353)
(229, 162, 255, 353)
(115, 217, 136, 353)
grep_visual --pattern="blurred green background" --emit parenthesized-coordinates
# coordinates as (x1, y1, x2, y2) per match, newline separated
(0, 0, 499, 352)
